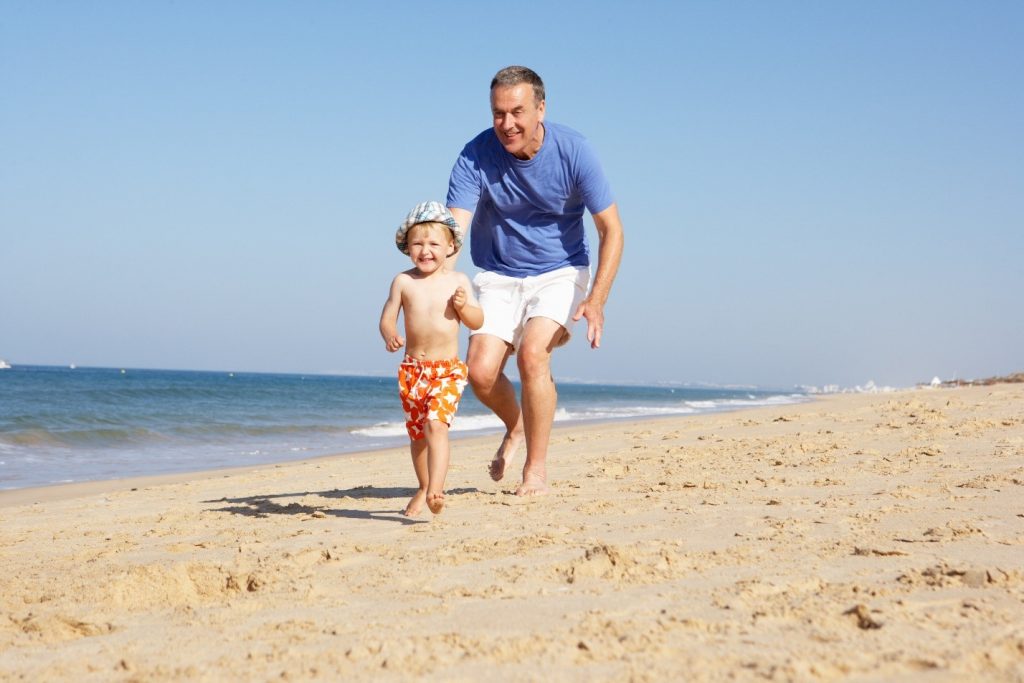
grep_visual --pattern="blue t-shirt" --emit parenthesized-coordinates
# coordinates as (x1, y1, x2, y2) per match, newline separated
(446, 121, 614, 278)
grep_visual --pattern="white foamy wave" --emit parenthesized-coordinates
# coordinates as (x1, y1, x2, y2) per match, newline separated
(561, 405, 697, 420)
(561, 395, 806, 422)
(350, 393, 809, 439)
(451, 413, 508, 432)
(684, 400, 718, 409)
(349, 423, 404, 438)
(353, 408, 596, 438)
(352, 412, 508, 438)
(693, 395, 807, 409)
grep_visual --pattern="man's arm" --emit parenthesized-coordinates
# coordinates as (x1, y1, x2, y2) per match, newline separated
(446, 207, 472, 269)
(573, 203, 624, 349)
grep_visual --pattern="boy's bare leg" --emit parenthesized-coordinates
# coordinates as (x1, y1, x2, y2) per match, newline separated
(403, 438, 428, 516)
(514, 318, 564, 496)
(467, 334, 524, 482)
(424, 420, 450, 514)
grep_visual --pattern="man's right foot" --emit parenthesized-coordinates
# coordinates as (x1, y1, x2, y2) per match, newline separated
(515, 470, 549, 497)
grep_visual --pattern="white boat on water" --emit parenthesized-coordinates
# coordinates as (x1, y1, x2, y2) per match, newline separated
(0, 359, 11, 369)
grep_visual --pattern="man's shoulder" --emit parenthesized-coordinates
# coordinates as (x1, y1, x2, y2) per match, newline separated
(463, 127, 499, 152)
(545, 121, 593, 154)
(546, 121, 586, 140)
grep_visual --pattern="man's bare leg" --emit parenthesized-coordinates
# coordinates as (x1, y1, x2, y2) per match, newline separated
(514, 318, 564, 496)
(403, 438, 428, 516)
(467, 334, 525, 481)
(424, 420, 450, 514)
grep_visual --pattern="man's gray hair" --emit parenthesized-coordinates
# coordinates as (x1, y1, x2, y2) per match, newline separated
(490, 66, 545, 104)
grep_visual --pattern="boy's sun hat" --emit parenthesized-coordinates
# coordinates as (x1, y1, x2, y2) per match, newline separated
(396, 201, 464, 255)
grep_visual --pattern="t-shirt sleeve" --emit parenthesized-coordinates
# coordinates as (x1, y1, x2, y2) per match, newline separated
(575, 139, 615, 216)
(446, 144, 481, 212)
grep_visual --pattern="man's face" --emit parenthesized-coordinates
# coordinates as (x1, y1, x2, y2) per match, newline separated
(490, 84, 545, 160)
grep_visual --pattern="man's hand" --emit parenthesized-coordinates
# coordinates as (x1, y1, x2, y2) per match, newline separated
(575, 203, 624, 350)
(573, 298, 605, 349)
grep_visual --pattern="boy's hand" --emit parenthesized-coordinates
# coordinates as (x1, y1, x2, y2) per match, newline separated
(452, 286, 467, 310)
(384, 334, 405, 352)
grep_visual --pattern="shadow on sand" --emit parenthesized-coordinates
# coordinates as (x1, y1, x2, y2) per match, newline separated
(203, 485, 482, 525)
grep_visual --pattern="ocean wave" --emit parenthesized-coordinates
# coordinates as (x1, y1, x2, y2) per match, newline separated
(1, 394, 810, 450)
(0, 427, 169, 449)
(2, 366, 812, 491)
(685, 394, 806, 410)
(0, 422, 358, 451)
(351, 393, 809, 439)
(353, 412, 508, 438)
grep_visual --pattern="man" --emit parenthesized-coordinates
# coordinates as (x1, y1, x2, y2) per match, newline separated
(446, 65, 624, 496)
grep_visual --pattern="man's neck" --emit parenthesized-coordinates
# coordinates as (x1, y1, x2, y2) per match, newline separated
(517, 123, 545, 160)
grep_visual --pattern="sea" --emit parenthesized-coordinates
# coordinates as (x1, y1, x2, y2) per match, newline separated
(0, 365, 808, 491)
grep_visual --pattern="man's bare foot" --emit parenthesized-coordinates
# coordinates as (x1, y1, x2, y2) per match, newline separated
(403, 489, 426, 516)
(427, 491, 445, 514)
(515, 471, 549, 497)
(489, 429, 524, 482)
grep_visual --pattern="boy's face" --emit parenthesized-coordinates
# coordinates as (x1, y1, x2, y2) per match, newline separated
(406, 223, 454, 274)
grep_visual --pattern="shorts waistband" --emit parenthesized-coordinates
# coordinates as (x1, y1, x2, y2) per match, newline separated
(400, 356, 464, 369)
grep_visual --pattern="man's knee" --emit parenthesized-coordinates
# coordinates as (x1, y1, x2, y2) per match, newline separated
(516, 343, 552, 381)
(517, 321, 562, 381)
(467, 346, 503, 393)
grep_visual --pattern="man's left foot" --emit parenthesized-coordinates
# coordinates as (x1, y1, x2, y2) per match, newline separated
(427, 491, 446, 514)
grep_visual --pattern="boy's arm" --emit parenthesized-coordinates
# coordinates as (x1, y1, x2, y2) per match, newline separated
(379, 275, 405, 352)
(451, 273, 484, 331)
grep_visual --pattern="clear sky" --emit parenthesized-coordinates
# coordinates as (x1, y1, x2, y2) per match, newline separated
(2, 1, 1021, 389)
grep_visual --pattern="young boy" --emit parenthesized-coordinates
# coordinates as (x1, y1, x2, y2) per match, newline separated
(379, 201, 484, 516)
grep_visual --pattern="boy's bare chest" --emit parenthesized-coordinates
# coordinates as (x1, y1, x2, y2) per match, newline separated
(403, 277, 455, 315)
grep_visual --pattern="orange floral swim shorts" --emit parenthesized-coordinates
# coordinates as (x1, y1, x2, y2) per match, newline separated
(398, 356, 469, 441)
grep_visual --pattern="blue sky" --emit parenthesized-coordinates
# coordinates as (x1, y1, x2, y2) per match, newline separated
(2, 1, 1021, 389)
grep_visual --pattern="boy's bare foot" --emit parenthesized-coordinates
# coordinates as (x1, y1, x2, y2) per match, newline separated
(403, 489, 426, 517)
(515, 471, 549, 497)
(427, 491, 445, 514)
(489, 429, 524, 482)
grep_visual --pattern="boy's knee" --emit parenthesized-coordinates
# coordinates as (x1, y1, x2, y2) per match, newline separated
(423, 420, 449, 437)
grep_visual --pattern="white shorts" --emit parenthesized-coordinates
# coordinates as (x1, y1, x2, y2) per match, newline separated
(470, 265, 591, 351)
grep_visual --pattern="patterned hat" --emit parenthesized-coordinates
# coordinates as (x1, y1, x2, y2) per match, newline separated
(395, 201, 464, 255)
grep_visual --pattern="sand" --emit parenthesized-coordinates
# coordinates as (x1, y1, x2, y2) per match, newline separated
(1, 384, 1023, 682)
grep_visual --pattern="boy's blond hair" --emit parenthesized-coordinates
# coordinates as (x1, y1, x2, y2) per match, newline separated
(407, 221, 457, 249)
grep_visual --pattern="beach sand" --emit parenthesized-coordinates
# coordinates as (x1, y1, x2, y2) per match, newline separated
(2, 384, 1023, 682)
